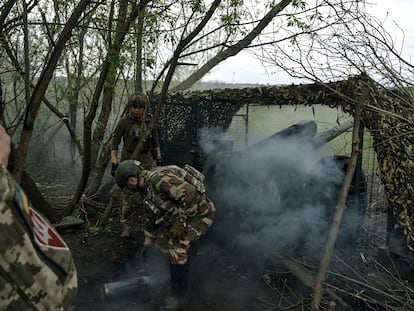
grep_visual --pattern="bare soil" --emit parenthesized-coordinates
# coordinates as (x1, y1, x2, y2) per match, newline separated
(60, 213, 282, 311)
(38, 171, 284, 311)
(39, 168, 410, 311)
(56, 199, 390, 311)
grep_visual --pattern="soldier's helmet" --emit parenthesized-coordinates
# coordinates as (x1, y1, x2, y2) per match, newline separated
(115, 160, 143, 188)
(128, 92, 149, 108)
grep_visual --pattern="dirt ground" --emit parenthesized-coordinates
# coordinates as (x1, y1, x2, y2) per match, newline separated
(37, 171, 286, 311)
(57, 202, 391, 311)
(40, 168, 411, 311)
(60, 217, 282, 311)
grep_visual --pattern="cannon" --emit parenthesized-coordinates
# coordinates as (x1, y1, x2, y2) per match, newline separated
(198, 119, 367, 260)
(100, 119, 370, 299)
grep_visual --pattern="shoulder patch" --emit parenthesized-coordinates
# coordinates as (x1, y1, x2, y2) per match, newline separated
(16, 186, 69, 250)
(29, 207, 69, 250)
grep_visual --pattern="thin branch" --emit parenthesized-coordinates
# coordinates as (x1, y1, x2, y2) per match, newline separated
(311, 88, 368, 310)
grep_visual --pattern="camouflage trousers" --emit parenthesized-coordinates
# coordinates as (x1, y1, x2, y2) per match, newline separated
(120, 188, 147, 240)
(146, 193, 216, 265)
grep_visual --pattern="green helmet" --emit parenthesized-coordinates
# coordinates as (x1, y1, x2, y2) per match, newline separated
(115, 160, 143, 188)
(128, 92, 149, 108)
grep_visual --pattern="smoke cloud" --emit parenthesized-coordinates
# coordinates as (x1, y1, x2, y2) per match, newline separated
(114, 121, 366, 305)
(197, 122, 366, 270)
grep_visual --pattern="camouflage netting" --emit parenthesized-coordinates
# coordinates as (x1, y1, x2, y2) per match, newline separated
(155, 97, 243, 164)
(155, 73, 414, 250)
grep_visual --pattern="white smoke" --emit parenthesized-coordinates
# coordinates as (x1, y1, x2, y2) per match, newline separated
(197, 123, 365, 266)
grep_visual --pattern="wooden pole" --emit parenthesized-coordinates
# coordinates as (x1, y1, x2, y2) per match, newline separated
(311, 89, 368, 310)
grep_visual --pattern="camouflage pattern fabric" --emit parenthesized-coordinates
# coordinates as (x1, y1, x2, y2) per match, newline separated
(120, 188, 146, 242)
(111, 113, 159, 168)
(142, 165, 216, 265)
(112, 112, 159, 232)
(0, 164, 77, 310)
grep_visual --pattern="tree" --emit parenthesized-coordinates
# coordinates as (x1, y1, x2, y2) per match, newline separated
(2, 0, 393, 220)
(252, 0, 414, 303)
(11, 0, 94, 181)
(84, 0, 299, 199)
(66, 0, 146, 215)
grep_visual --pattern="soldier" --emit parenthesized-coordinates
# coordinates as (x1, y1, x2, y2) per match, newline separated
(114, 160, 216, 310)
(111, 92, 162, 238)
(0, 125, 78, 310)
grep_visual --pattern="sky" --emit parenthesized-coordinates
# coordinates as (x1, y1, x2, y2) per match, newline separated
(201, 0, 414, 85)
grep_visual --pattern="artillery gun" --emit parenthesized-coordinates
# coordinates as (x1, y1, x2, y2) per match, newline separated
(199, 118, 413, 278)
(101, 118, 413, 300)
(197, 119, 367, 261)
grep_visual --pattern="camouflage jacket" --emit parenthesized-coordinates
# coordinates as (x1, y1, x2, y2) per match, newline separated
(0, 164, 77, 310)
(111, 113, 160, 164)
(143, 165, 211, 228)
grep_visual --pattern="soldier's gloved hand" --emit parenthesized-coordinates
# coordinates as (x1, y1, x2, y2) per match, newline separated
(111, 163, 118, 176)
(170, 220, 185, 239)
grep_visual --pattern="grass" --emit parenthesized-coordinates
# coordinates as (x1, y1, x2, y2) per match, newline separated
(227, 104, 377, 169)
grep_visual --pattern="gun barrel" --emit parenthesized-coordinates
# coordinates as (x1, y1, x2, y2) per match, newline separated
(312, 117, 354, 149)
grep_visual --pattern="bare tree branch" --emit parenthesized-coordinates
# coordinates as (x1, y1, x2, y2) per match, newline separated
(311, 88, 368, 310)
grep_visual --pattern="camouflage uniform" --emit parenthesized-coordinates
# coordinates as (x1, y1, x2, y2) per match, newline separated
(0, 164, 77, 310)
(111, 112, 159, 167)
(142, 165, 216, 265)
(111, 112, 160, 237)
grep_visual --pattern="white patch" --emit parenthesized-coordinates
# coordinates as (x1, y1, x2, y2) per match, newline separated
(29, 207, 69, 250)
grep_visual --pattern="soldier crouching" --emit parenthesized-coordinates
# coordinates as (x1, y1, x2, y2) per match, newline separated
(114, 160, 215, 310)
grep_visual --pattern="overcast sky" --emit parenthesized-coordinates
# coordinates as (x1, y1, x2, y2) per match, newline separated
(202, 0, 414, 85)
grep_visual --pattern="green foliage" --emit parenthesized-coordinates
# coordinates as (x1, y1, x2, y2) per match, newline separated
(292, 0, 306, 10)
(145, 57, 156, 69)
(310, 10, 323, 22)
(187, 0, 206, 12)
(219, 0, 247, 35)
(287, 15, 310, 30)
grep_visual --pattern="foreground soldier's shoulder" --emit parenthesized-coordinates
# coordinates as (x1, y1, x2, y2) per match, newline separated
(0, 164, 7, 200)
(0, 164, 16, 203)
(0, 163, 78, 310)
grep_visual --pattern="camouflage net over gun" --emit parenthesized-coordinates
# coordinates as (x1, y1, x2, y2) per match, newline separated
(156, 74, 414, 250)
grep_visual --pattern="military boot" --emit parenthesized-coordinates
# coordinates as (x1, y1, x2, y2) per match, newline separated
(158, 263, 189, 310)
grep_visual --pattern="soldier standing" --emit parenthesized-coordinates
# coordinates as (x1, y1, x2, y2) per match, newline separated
(0, 125, 78, 310)
(111, 92, 162, 238)
(114, 160, 216, 310)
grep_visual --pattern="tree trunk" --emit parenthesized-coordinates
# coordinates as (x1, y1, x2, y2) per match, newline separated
(66, 0, 140, 215)
(12, 0, 93, 182)
(0, 0, 16, 30)
(20, 171, 58, 223)
(135, 3, 146, 92)
(135, 0, 222, 157)
(85, 137, 112, 196)
(68, 25, 87, 160)
(2, 39, 83, 156)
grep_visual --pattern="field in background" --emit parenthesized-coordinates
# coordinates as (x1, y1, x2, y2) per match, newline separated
(227, 104, 387, 250)
(227, 104, 377, 169)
